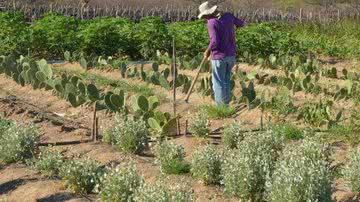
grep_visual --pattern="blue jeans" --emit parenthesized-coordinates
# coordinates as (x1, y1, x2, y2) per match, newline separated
(211, 56, 236, 106)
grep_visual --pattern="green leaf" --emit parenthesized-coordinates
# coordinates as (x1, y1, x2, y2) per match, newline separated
(80, 57, 88, 70)
(110, 94, 124, 110)
(149, 96, 160, 110)
(163, 118, 178, 136)
(37, 59, 53, 79)
(105, 93, 116, 112)
(35, 71, 47, 82)
(87, 84, 99, 102)
(148, 118, 161, 130)
(137, 95, 149, 112)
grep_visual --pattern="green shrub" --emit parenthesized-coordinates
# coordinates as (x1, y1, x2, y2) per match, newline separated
(271, 123, 304, 140)
(135, 17, 171, 59)
(100, 163, 143, 202)
(30, 146, 63, 176)
(154, 140, 189, 174)
(105, 115, 149, 154)
(223, 122, 245, 149)
(236, 23, 306, 62)
(134, 179, 194, 202)
(168, 20, 208, 57)
(0, 122, 39, 163)
(32, 13, 79, 58)
(78, 17, 137, 57)
(222, 131, 284, 201)
(0, 11, 30, 56)
(268, 138, 332, 202)
(343, 147, 360, 193)
(189, 109, 210, 138)
(191, 144, 222, 185)
(59, 158, 102, 194)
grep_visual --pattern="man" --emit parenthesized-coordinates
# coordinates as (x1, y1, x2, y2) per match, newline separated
(198, 1, 245, 106)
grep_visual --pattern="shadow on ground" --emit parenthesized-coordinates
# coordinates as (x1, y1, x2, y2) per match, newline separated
(36, 193, 79, 202)
(0, 178, 37, 195)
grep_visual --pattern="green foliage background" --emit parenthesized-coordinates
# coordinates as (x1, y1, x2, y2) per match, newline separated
(1, 11, 360, 61)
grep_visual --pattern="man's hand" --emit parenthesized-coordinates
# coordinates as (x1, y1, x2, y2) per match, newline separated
(204, 48, 211, 59)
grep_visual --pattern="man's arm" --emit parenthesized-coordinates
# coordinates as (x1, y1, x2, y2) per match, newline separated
(207, 20, 219, 53)
(233, 15, 245, 28)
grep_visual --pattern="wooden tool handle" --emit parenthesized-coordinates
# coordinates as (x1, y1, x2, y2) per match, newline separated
(185, 57, 208, 103)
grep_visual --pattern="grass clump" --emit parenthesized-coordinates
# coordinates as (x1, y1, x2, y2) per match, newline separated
(100, 163, 143, 202)
(200, 104, 237, 119)
(104, 115, 149, 154)
(189, 109, 210, 138)
(0, 120, 39, 164)
(222, 131, 284, 201)
(343, 147, 360, 193)
(29, 146, 63, 176)
(134, 179, 194, 202)
(59, 158, 102, 194)
(268, 137, 332, 202)
(271, 123, 304, 140)
(154, 140, 190, 174)
(191, 144, 223, 185)
(223, 122, 245, 149)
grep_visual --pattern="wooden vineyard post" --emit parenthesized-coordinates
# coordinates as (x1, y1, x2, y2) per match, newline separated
(92, 101, 97, 142)
(95, 117, 99, 142)
(172, 36, 180, 135)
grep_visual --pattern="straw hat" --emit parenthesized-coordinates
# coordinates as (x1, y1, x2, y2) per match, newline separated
(198, 1, 218, 19)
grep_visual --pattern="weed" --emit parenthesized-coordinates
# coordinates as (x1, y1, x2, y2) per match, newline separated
(29, 146, 63, 176)
(59, 157, 102, 194)
(191, 144, 223, 185)
(134, 178, 194, 202)
(154, 140, 190, 174)
(99, 163, 143, 202)
(104, 115, 149, 154)
(222, 131, 284, 201)
(189, 109, 210, 138)
(0, 121, 39, 164)
(343, 147, 360, 193)
(268, 137, 332, 202)
(222, 122, 245, 149)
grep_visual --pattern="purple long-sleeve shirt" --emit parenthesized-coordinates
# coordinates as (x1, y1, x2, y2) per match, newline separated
(207, 12, 245, 60)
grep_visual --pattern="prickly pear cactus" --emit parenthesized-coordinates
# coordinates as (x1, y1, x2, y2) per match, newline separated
(80, 57, 88, 70)
(148, 111, 177, 137)
(87, 84, 100, 102)
(37, 59, 53, 79)
(64, 51, 71, 62)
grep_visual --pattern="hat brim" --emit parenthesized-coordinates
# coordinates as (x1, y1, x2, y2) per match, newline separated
(198, 5, 218, 19)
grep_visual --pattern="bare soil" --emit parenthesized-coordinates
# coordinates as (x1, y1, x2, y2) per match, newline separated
(0, 60, 358, 201)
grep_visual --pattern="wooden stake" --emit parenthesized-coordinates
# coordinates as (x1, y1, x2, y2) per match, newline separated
(95, 117, 99, 142)
(185, 120, 188, 136)
(92, 102, 97, 142)
(172, 36, 180, 135)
